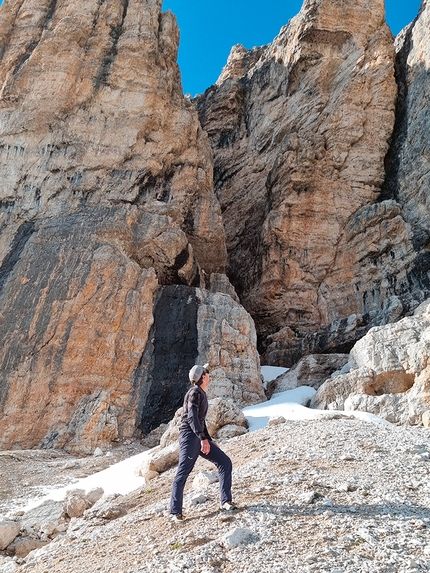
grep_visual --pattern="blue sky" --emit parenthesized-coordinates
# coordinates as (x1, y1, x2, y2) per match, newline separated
(162, 0, 423, 96)
(0, 0, 422, 96)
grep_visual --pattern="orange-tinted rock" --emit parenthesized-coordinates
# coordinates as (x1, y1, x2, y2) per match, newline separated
(196, 0, 401, 363)
(0, 0, 235, 453)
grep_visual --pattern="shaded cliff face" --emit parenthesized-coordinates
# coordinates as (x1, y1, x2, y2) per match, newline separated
(0, 0, 263, 453)
(384, 0, 430, 264)
(196, 0, 420, 364)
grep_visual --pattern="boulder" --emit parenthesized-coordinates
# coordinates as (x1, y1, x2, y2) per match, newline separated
(8, 538, 47, 559)
(142, 470, 159, 484)
(64, 495, 87, 519)
(222, 528, 260, 549)
(83, 495, 127, 521)
(270, 354, 349, 395)
(205, 398, 248, 436)
(0, 522, 20, 551)
(214, 424, 248, 440)
(135, 443, 179, 476)
(20, 500, 64, 535)
(312, 299, 430, 424)
(192, 471, 219, 490)
(85, 488, 104, 506)
(63, 487, 104, 518)
(267, 417, 286, 427)
(310, 368, 376, 411)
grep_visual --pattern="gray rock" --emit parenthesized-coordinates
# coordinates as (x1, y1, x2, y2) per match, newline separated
(0, 522, 20, 551)
(85, 488, 104, 506)
(21, 500, 64, 534)
(312, 299, 430, 424)
(9, 537, 48, 558)
(135, 443, 179, 476)
(222, 528, 260, 549)
(192, 471, 219, 490)
(0, 562, 19, 573)
(271, 354, 349, 395)
(64, 495, 87, 519)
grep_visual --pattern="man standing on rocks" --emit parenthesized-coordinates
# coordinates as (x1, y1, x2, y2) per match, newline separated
(170, 364, 237, 521)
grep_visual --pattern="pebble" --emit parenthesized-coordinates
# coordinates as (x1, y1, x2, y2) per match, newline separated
(9, 419, 430, 573)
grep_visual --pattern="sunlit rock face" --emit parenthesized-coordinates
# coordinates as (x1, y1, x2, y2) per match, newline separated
(196, 0, 419, 365)
(0, 0, 226, 272)
(0, 0, 236, 452)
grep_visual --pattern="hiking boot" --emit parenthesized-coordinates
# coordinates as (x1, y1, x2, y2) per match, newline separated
(220, 501, 238, 511)
(170, 513, 185, 522)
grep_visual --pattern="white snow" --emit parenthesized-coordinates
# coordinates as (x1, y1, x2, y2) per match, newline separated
(242, 386, 391, 432)
(23, 449, 153, 512)
(243, 386, 317, 431)
(260, 365, 288, 388)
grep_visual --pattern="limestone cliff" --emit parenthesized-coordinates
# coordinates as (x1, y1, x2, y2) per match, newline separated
(196, 0, 422, 365)
(0, 0, 225, 273)
(383, 0, 430, 279)
(310, 0, 430, 426)
(1, 0, 429, 449)
(0, 0, 263, 453)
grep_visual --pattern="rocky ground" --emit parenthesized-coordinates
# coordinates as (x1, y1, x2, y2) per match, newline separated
(1, 418, 430, 573)
(0, 443, 147, 516)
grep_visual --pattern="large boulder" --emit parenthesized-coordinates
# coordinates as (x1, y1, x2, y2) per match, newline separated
(0, 522, 20, 551)
(311, 299, 430, 424)
(270, 353, 349, 395)
(196, 0, 406, 364)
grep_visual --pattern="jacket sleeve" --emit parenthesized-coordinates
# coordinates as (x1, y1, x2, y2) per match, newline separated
(203, 421, 212, 441)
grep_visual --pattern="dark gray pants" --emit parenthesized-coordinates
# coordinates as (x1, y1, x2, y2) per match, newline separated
(170, 431, 232, 515)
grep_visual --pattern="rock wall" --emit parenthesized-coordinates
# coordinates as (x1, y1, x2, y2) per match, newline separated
(0, 0, 226, 272)
(133, 284, 264, 437)
(0, 0, 264, 453)
(383, 0, 430, 287)
(1, 0, 429, 447)
(195, 0, 425, 365)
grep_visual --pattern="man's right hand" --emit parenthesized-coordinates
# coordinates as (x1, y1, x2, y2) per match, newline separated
(200, 439, 210, 455)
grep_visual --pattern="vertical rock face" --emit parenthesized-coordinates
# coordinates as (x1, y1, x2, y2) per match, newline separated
(0, 0, 226, 272)
(384, 0, 430, 278)
(134, 285, 264, 437)
(0, 0, 256, 452)
(196, 0, 411, 364)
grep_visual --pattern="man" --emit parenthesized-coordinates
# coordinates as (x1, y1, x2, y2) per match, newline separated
(170, 364, 237, 521)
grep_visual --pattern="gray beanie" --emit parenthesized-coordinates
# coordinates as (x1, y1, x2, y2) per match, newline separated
(189, 363, 209, 383)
